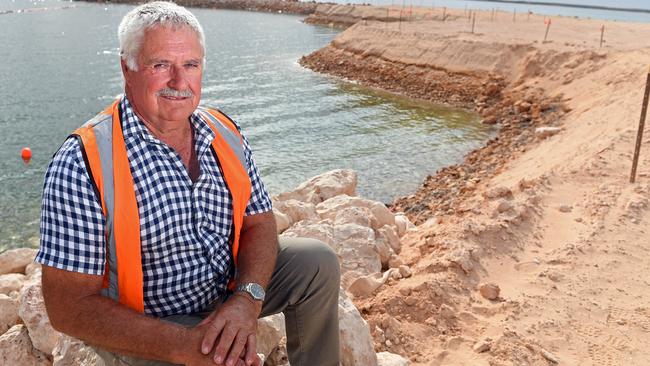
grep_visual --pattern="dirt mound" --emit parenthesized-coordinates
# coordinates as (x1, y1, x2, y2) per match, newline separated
(300, 6, 650, 365)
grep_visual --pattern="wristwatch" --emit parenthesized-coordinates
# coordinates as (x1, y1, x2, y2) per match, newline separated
(235, 282, 266, 302)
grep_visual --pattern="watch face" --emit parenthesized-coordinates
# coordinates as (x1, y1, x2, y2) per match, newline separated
(249, 283, 265, 301)
(239, 283, 265, 301)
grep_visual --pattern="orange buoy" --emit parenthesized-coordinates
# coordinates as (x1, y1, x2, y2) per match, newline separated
(21, 147, 32, 163)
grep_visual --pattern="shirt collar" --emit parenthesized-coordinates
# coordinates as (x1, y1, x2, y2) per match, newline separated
(119, 94, 216, 150)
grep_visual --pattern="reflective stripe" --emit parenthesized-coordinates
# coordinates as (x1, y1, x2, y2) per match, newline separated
(198, 108, 247, 169)
(90, 117, 119, 301)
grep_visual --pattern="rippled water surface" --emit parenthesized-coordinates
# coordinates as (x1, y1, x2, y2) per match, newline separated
(0, 0, 493, 250)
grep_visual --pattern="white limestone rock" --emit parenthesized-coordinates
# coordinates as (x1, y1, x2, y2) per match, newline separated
(316, 195, 375, 220)
(256, 314, 286, 359)
(369, 203, 395, 230)
(273, 199, 318, 224)
(333, 206, 372, 228)
(0, 273, 27, 295)
(25, 262, 42, 279)
(0, 293, 20, 334)
(317, 195, 396, 231)
(334, 223, 375, 243)
(52, 335, 104, 366)
(333, 224, 381, 276)
(535, 126, 562, 139)
(273, 209, 291, 234)
(347, 272, 386, 298)
(0, 325, 51, 366)
(377, 351, 410, 366)
(275, 169, 357, 204)
(265, 338, 289, 366)
(339, 290, 378, 366)
(394, 214, 414, 237)
(376, 225, 401, 254)
(0, 248, 38, 275)
(374, 236, 394, 268)
(281, 221, 336, 250)
(19, 280, 61, 355)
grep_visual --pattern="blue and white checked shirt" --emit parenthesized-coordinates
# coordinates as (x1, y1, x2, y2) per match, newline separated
(36, 95, 273, 317)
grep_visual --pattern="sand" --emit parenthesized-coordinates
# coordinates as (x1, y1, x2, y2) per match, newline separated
(301, 4, 650, 365)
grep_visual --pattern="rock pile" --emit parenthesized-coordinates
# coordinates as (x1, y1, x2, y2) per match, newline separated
(0, 169, 411, 365)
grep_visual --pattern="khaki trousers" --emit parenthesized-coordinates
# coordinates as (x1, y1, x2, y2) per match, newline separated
(95, 237, 341, 366)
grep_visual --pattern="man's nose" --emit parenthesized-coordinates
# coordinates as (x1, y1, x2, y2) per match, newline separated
(167, 64, 188, 90)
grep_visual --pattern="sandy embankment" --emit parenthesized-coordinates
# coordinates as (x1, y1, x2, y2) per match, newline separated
(302, 4, 650, 365)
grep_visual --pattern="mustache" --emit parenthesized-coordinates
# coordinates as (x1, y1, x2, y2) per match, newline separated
(156, 88, 194, 98)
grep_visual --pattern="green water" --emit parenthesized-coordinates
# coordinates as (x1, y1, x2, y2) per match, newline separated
(0, 1, 493, 251)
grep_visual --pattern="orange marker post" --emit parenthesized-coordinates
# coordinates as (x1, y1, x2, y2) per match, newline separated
(600, 25, 605, 48)
(543, 18, 552, 43)
(630, 66, 650, 183)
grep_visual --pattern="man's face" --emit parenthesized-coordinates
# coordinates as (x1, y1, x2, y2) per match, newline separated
(122, 25, 203, 127)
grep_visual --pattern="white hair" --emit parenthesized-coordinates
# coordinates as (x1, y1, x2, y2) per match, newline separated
(118, 1, 205, 71)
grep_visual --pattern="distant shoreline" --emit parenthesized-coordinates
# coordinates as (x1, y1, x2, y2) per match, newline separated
(465, 0, 650, 14)
(75, 0, 321, 15)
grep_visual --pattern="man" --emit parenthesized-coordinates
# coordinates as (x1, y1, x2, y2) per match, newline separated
(36, 2, 340, 365)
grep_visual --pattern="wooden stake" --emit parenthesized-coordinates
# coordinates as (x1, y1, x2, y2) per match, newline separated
(600, 25, 605, 48)
(543, 18, 551, 43)
(442, 6, 446, 21)
(630, 67, 650, 183)
(399, 9, 402, 30)
(513, 8, 516, 22)
(471, 13, 476, 33)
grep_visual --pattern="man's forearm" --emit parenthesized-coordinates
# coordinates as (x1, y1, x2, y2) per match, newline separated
(41, 269, 196, 364)
(63, 296, 190, 362)
(236, 211, 278, 292)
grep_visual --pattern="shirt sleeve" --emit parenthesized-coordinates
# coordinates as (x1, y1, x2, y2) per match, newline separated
(36, 138, 107, 275)
(239, 132, 273, 216)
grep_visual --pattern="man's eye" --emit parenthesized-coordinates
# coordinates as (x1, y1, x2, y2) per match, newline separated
(185, 63, 199, 69)
(153, 63, 168, 70)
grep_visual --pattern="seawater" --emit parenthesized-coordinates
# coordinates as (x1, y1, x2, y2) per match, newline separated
(0, 0, 493, 250)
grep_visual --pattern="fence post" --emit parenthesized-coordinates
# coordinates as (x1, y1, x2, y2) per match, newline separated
(630, 67, 650, 183)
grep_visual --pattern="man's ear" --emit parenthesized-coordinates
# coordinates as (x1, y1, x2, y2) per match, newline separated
(120, 58, 131, 85)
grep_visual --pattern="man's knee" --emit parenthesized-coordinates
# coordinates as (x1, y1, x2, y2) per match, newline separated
(280, 237, 340, 289)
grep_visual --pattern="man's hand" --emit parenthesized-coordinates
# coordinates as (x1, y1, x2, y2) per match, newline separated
(198, 294, 262, 366)
(184, 321, 251, 366)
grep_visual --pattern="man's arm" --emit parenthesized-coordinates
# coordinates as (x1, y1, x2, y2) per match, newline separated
(42, 266, 218, 366)
(199, 211, 278, 366)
